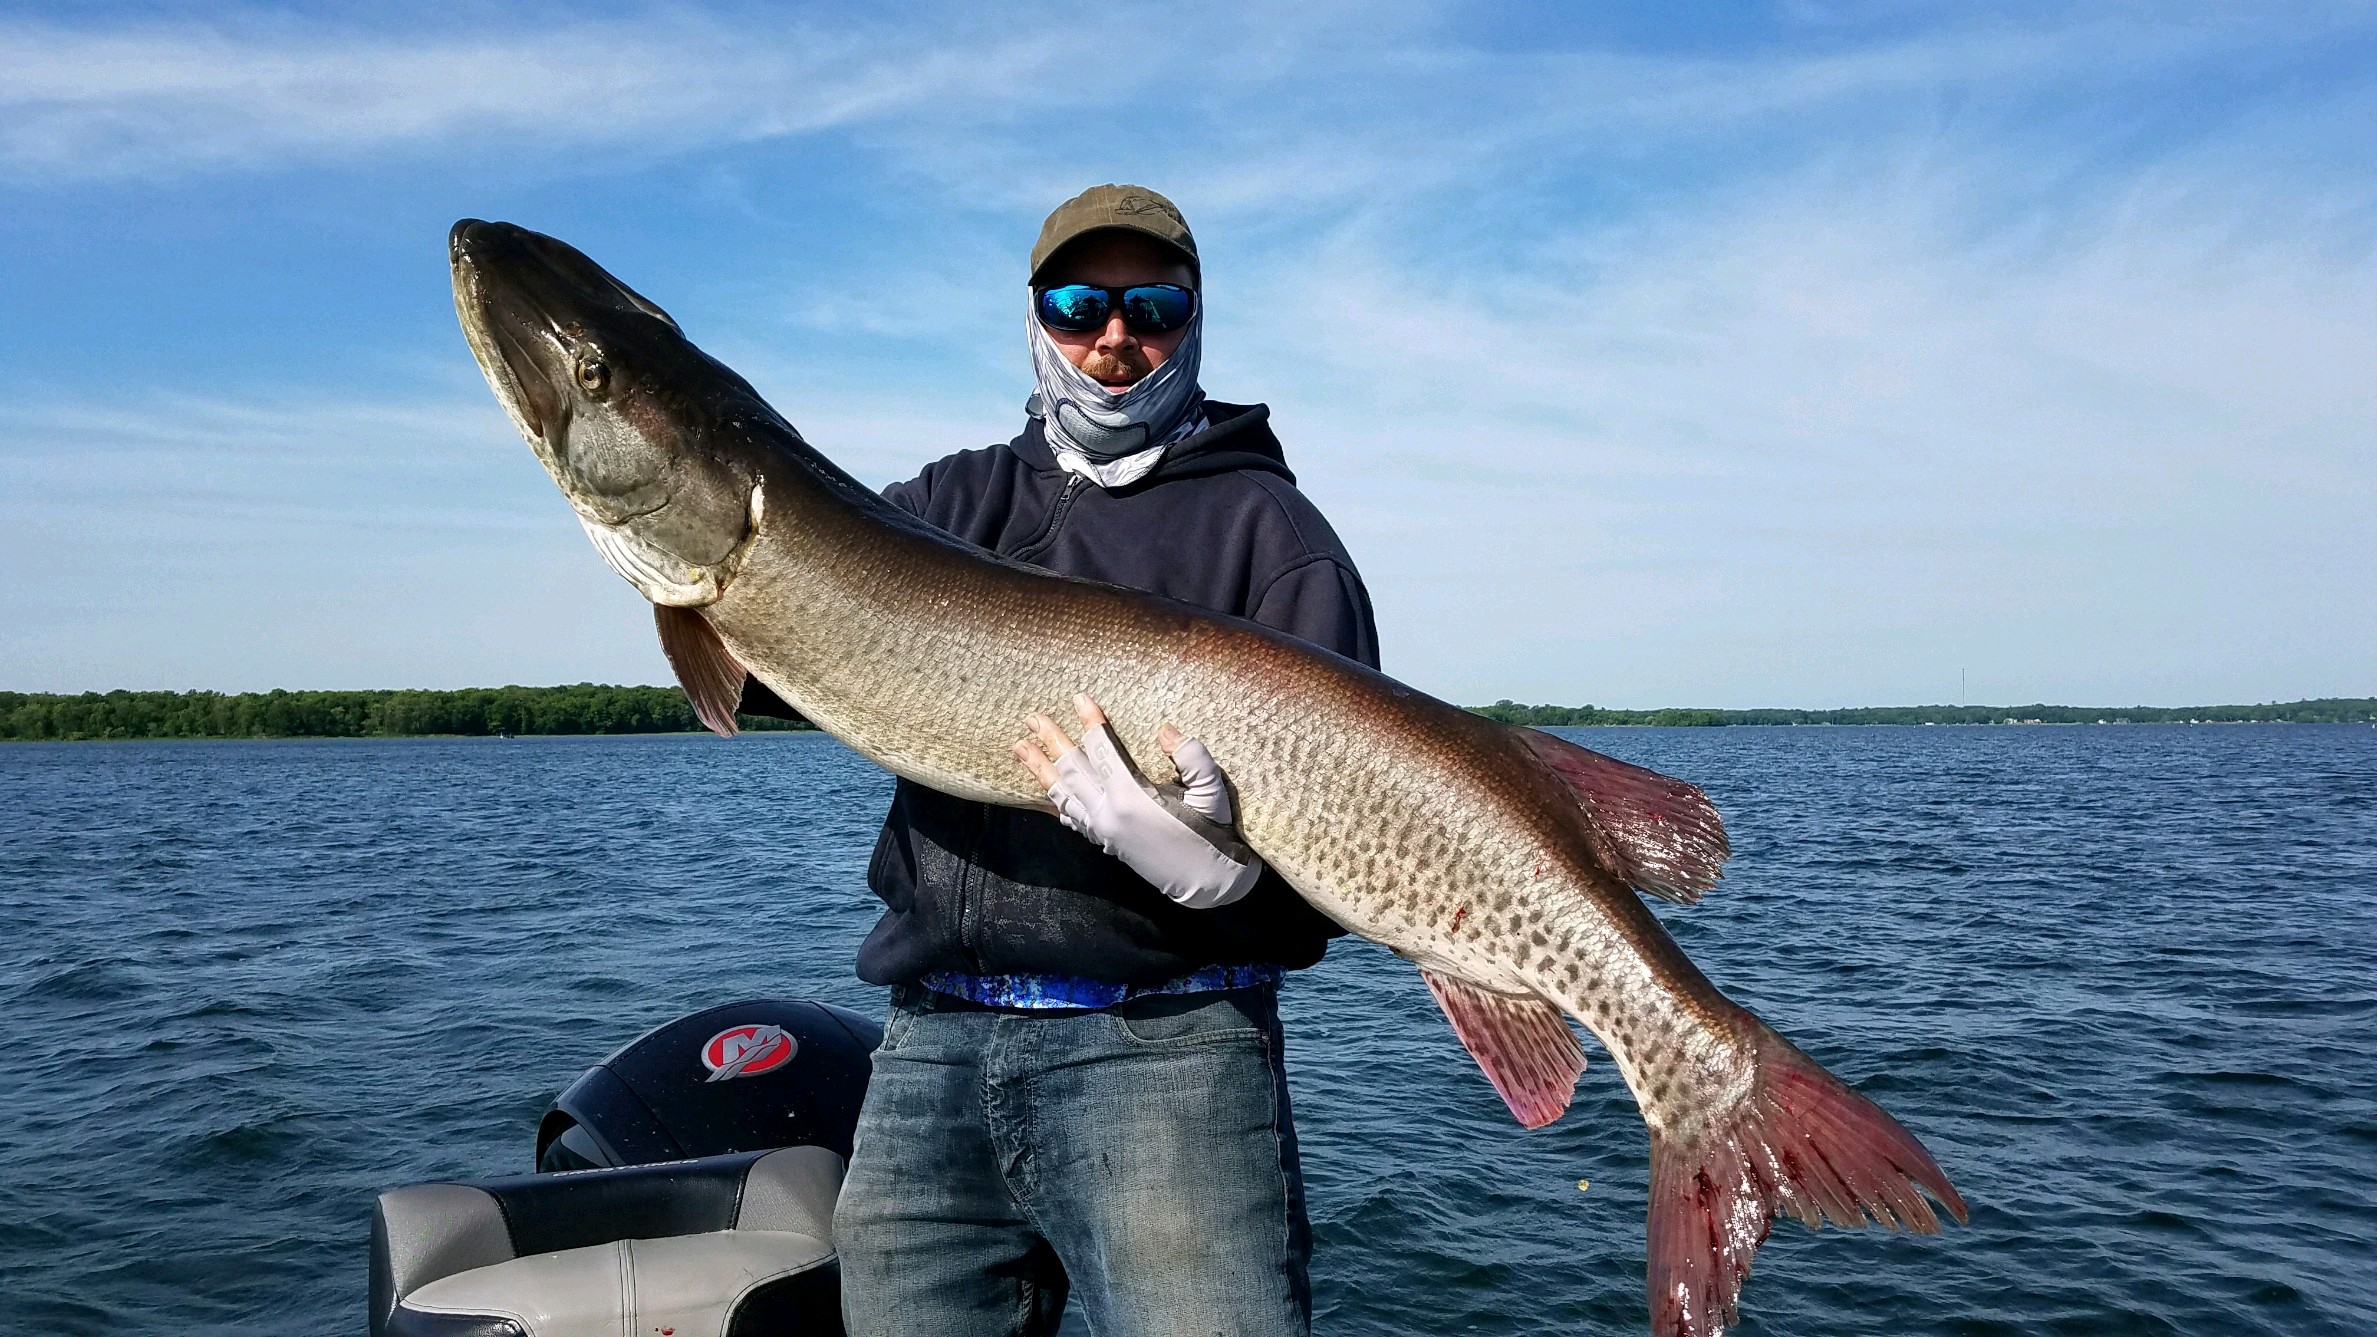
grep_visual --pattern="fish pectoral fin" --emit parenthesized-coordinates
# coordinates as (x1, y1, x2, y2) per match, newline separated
(1516, 727, 1730, 905)
(1419, 968, 1585, 1130)
(654, 604, 745, 739)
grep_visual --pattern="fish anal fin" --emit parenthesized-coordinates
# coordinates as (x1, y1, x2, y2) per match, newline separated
(1517, 728, 1729, 904)
(1420, 968, 1586, 1130)
(654, 604, 744, 738)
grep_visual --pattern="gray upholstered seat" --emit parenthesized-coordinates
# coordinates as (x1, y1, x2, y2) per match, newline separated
(371, 1145, 845, 1337)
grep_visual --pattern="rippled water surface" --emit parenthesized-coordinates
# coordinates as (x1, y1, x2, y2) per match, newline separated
(3, 726, 2372, 1335)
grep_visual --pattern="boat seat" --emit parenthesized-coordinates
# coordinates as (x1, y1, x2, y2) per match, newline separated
(370, 1145, 844, 1337)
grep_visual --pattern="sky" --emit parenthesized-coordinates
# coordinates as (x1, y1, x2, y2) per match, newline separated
(2, 1, 2371, 709)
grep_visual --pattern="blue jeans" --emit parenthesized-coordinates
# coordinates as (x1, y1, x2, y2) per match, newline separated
(834, 984, 1312, 1337)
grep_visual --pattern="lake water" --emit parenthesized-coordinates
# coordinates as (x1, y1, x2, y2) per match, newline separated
(2, 725, 2372, 1335)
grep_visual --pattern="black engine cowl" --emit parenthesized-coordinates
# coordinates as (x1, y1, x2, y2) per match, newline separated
(536, 998, 880, 1172)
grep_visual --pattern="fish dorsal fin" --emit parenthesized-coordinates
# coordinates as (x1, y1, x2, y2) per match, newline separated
(654, 604, 744, 738)
(1517, 728, 1728, 904)
(1420, 968, 1585, 1129)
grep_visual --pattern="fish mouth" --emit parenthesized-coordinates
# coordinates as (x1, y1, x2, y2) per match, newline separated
(448, 219, 679, 328)
(448, 219, 682, 445)
(450, 221, 559, 446)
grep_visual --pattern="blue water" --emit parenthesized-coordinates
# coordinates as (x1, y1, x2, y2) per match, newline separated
(2, 726, 2372, 1335)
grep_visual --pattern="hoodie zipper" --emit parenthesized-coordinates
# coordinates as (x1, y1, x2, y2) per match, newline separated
(957, 473, 1081, 973)
(1010, 474, 1086, 565)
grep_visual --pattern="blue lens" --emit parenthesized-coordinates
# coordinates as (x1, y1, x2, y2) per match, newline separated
(1121, 285, 1194, 333)
(1037, 285, 1112, 332)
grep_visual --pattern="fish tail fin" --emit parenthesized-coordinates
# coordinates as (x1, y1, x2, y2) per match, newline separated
(1646, 1033, 1966, 1336)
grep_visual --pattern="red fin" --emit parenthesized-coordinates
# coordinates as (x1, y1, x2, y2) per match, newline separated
(1420, 968, 1586, 1129)
(653, 605, 744, 739)
(1517, 728, 1729, 904)
(1647, 1033, 1967, 1336)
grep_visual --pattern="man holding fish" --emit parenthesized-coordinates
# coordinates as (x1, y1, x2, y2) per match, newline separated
(742, 184, 1372, 1335)
(451, 185, 1963, 1337)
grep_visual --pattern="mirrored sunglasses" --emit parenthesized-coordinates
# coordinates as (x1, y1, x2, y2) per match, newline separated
(1033, 283, 1197, 335)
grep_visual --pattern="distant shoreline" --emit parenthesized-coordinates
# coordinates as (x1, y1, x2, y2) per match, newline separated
(0, 685, 814, 743)
(1471, 698, 2376, 728)
(2, 687, 2369, 742)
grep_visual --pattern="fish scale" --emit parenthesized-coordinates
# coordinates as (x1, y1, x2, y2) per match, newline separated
(709, 455, 1892, 1278)
(449, 217, 1968, 1337)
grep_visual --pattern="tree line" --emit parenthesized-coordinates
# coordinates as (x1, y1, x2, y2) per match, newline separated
(3, 688, 2369, 742)
(1469, 698, 2377, 727)
(0, 686, 813, 741)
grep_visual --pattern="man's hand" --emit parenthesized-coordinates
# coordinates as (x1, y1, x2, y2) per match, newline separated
(1012, 693, 1261, 910)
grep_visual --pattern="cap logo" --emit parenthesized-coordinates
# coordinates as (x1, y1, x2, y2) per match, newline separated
(701, 1024, 796, 1082)
(1113, 194, 1166, 216)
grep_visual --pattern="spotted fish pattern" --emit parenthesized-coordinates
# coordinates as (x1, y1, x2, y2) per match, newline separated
(451, 218, 1968, 1337)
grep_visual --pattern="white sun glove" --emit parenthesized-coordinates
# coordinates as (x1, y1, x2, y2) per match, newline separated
(1046, 725, 1262, 910)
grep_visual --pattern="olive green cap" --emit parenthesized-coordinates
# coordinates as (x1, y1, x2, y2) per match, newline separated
(1028, 184, 1199, 286)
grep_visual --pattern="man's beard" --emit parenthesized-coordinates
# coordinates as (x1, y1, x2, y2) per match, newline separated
(1078, 347, 1151, 388)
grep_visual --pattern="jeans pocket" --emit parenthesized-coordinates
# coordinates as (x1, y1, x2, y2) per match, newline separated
(1111, 989, 1273, 1048)
(874, 994, 918, 1053)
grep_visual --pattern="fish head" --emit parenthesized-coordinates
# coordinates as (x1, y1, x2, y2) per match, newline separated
(450, 218, 762, 607)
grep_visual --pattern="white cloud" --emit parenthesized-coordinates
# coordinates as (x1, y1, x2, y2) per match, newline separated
(0, 376, 1007, 692)
(1228, 150, 2377, 706)
(4, 2, 2373, 704)
(6, 3, 2358, 194)
(0, 392, 525, 520)
(837, 5, 2377, 226)
(0, 389, 610, 690)
(0, 13, 1059, 180)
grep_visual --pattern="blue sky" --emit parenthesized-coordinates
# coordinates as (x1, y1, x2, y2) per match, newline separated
(2, 1, 2371, 708)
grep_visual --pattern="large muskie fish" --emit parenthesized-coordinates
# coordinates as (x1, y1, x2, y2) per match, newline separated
(449, 219, 1965, 1336)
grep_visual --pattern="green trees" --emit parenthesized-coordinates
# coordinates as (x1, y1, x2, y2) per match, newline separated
(1472, 701, 1734, 727)
(1473, 700, 1640, 726)
(0, 686, 814, 741)
(1, 689, 2367, 741)
(1465, 698, 2376, 727)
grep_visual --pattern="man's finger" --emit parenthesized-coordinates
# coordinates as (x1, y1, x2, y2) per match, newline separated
(1072, 693, 1109, 729)
(1156, 722, 1185, 754)
(1167, 736, 1234, 824)
(1025, 711, 1078, 759)
(1012, 738, 1061, 789)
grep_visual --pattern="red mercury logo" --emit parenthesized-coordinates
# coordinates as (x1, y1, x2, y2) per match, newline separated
(700, 1024, 796, 1082)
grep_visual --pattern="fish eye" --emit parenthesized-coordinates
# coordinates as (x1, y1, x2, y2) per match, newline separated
(575, 358, 609, 394)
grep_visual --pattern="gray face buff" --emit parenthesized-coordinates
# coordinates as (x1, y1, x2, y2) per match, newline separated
(1026, 306, 1206, 487)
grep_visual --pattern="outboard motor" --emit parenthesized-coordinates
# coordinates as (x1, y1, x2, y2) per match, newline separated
(537, 999, 881, 1172)
(370, 1000, 880, 1337)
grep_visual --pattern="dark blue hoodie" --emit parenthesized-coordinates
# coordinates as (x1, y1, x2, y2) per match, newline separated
(747, 401, 1377, 987)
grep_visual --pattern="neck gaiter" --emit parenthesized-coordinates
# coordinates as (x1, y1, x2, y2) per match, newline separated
(1026, 306, 1207, 488)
